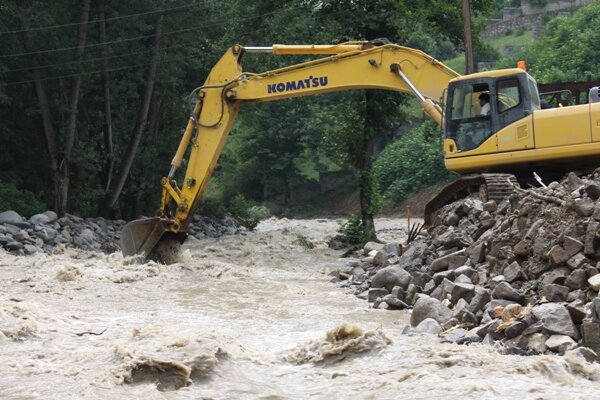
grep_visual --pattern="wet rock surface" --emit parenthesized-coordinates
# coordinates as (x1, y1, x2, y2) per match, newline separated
(0, 210, 245, 255)
(334, 172, 600, 360)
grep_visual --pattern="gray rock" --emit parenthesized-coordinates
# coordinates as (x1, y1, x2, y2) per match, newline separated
(450, 282, 475, 304)
(430, 249, 466, 272)
(413, 318, 442, 335)
(454, 265, 475, 278)
(543, 284, 569, 302)
(574, 197, 595, 217)
(491, 281, 524, 303)
(545, 335, 577, 352)
(503, 261, 523, 283)
(468, 242, 487, 264)
(363, 241, 385, 256)
(382, 294, 408, 310)
(368, 288, 389, 303)
(441, 328, 468, 343)
(588, 274, 600, 291)
(434, 228, 473, 249)
(0, 210, 30, 228)
(23, 244, 38, 255)
(468, 286, 491, 313)
(5, 241, 23, 251)
(29, 213, 50, 225)
(383, 242, 400, 257)
(411, 271, 431, 289)
(563, 236, 584, 258)
(547, 245, 569, 266)
(567, 253, 590, 270)
(373, 250, 389, 266)
(433, 270, 455, 285)
(566, 299, 587, 324)
(532, 303, 579, 339)
(411, 295, 452, 326)
(371, 266, 411, 292)
(454, 274, 472, 285)
(505, 321, 527, 339)
(43, 211, 58, 223)
(527, 333, 548, 353)
(565, 269, 588, 290)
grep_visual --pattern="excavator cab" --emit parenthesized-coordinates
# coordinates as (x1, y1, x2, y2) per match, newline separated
(444, 69, 541, 155)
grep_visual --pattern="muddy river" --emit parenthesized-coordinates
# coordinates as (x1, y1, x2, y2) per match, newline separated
(1, 218, 599, 399)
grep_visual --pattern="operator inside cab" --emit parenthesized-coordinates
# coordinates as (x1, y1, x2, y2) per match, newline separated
(478, 93, 490, 116)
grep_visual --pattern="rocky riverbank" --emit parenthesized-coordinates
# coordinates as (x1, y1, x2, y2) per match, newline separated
(335, 172, 600, 360)
(0, 210, 245, 255)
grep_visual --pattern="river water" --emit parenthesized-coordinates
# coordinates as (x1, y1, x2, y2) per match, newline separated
(1, 218, 599, 399)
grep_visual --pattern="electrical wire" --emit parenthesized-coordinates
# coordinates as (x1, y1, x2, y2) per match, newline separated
(0, 8, 285, 59)
(0, 57, 183, 87)
(0, 3, 196, 35)
(2, 43, 189, 73)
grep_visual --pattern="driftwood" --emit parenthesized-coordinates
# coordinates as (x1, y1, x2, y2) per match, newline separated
(507, 179, 565, 206)
(74, 328, 107, 337)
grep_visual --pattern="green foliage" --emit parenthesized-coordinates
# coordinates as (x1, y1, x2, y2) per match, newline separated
(373, 121, 454, 203)
(339, 213, 370, 245)
(0, 180, 46, 217)
(229, 194, 270, 230)
(497, 2, 600, 83)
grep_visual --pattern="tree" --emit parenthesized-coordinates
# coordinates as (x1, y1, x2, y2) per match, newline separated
(499, 2, 600, 83)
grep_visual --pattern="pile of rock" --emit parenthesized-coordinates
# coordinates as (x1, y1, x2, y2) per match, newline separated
(334, 172, 600, 359)
(0, 210, 244, 255)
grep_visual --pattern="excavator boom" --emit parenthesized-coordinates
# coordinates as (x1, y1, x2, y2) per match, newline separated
(121, 41, 460, 260)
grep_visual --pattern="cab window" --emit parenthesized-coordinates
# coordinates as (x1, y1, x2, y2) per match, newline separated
(497, 79, 521, 113)
(447, 83, 492, 152)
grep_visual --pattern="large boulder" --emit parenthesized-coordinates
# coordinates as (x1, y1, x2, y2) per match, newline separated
(371, 266, 411, 292)
(0, 210, 30, 228)
(532, 303, 579, 340)
(410, 295, 452, 326)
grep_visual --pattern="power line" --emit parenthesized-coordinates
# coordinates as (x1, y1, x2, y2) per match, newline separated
(0, 56, 188, 87)
(0, 8, 284, 59)
(2, 43, 189, 73)
(0, 4, 194, 35)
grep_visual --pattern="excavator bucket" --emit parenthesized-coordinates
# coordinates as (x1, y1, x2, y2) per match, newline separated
(120, 217, 171, 258)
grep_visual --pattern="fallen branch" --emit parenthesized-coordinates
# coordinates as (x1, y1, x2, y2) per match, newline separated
(507, 178, 565, 206)
(74, 328, 107, 336)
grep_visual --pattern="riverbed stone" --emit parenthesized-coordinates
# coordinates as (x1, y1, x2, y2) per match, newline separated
(532, 303, 579, 339)
(411, 295, 452, 326)
(0, 210, 30, 228)
(368, 288, 389, 303)
(543, 284, 569, 302)
(491, 282, 524, 303)
(371, 266, 411, 292)
(413, 318, 442, 335)
(545, 335, 577, 352)
(588, 274, 600, 291)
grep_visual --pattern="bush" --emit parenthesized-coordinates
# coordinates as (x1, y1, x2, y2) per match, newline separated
(373, 121, 454, 203)
(229, 194, 270, 230)
(0, 180, 46, 217)
(339, 213, 370, 245)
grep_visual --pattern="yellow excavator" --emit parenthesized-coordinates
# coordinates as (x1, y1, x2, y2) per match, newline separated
(120, 40, 600, 260)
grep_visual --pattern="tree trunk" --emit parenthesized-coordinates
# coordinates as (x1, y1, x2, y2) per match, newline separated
(358, 91, 378, 242)
(52, 0, 91, 216)
(97, 0, 114, 191)
(98, 14, 164, 218)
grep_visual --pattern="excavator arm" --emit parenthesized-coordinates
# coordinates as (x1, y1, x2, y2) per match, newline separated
(120, 41, 459, 260)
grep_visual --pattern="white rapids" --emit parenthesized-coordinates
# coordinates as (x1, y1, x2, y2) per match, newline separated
(1, 217, 599, 399)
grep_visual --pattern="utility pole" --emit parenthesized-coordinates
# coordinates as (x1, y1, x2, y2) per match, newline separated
(462, 0, 475, 74)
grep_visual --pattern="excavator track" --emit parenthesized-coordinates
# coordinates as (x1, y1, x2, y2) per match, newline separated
(424, 173, 519, 225)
